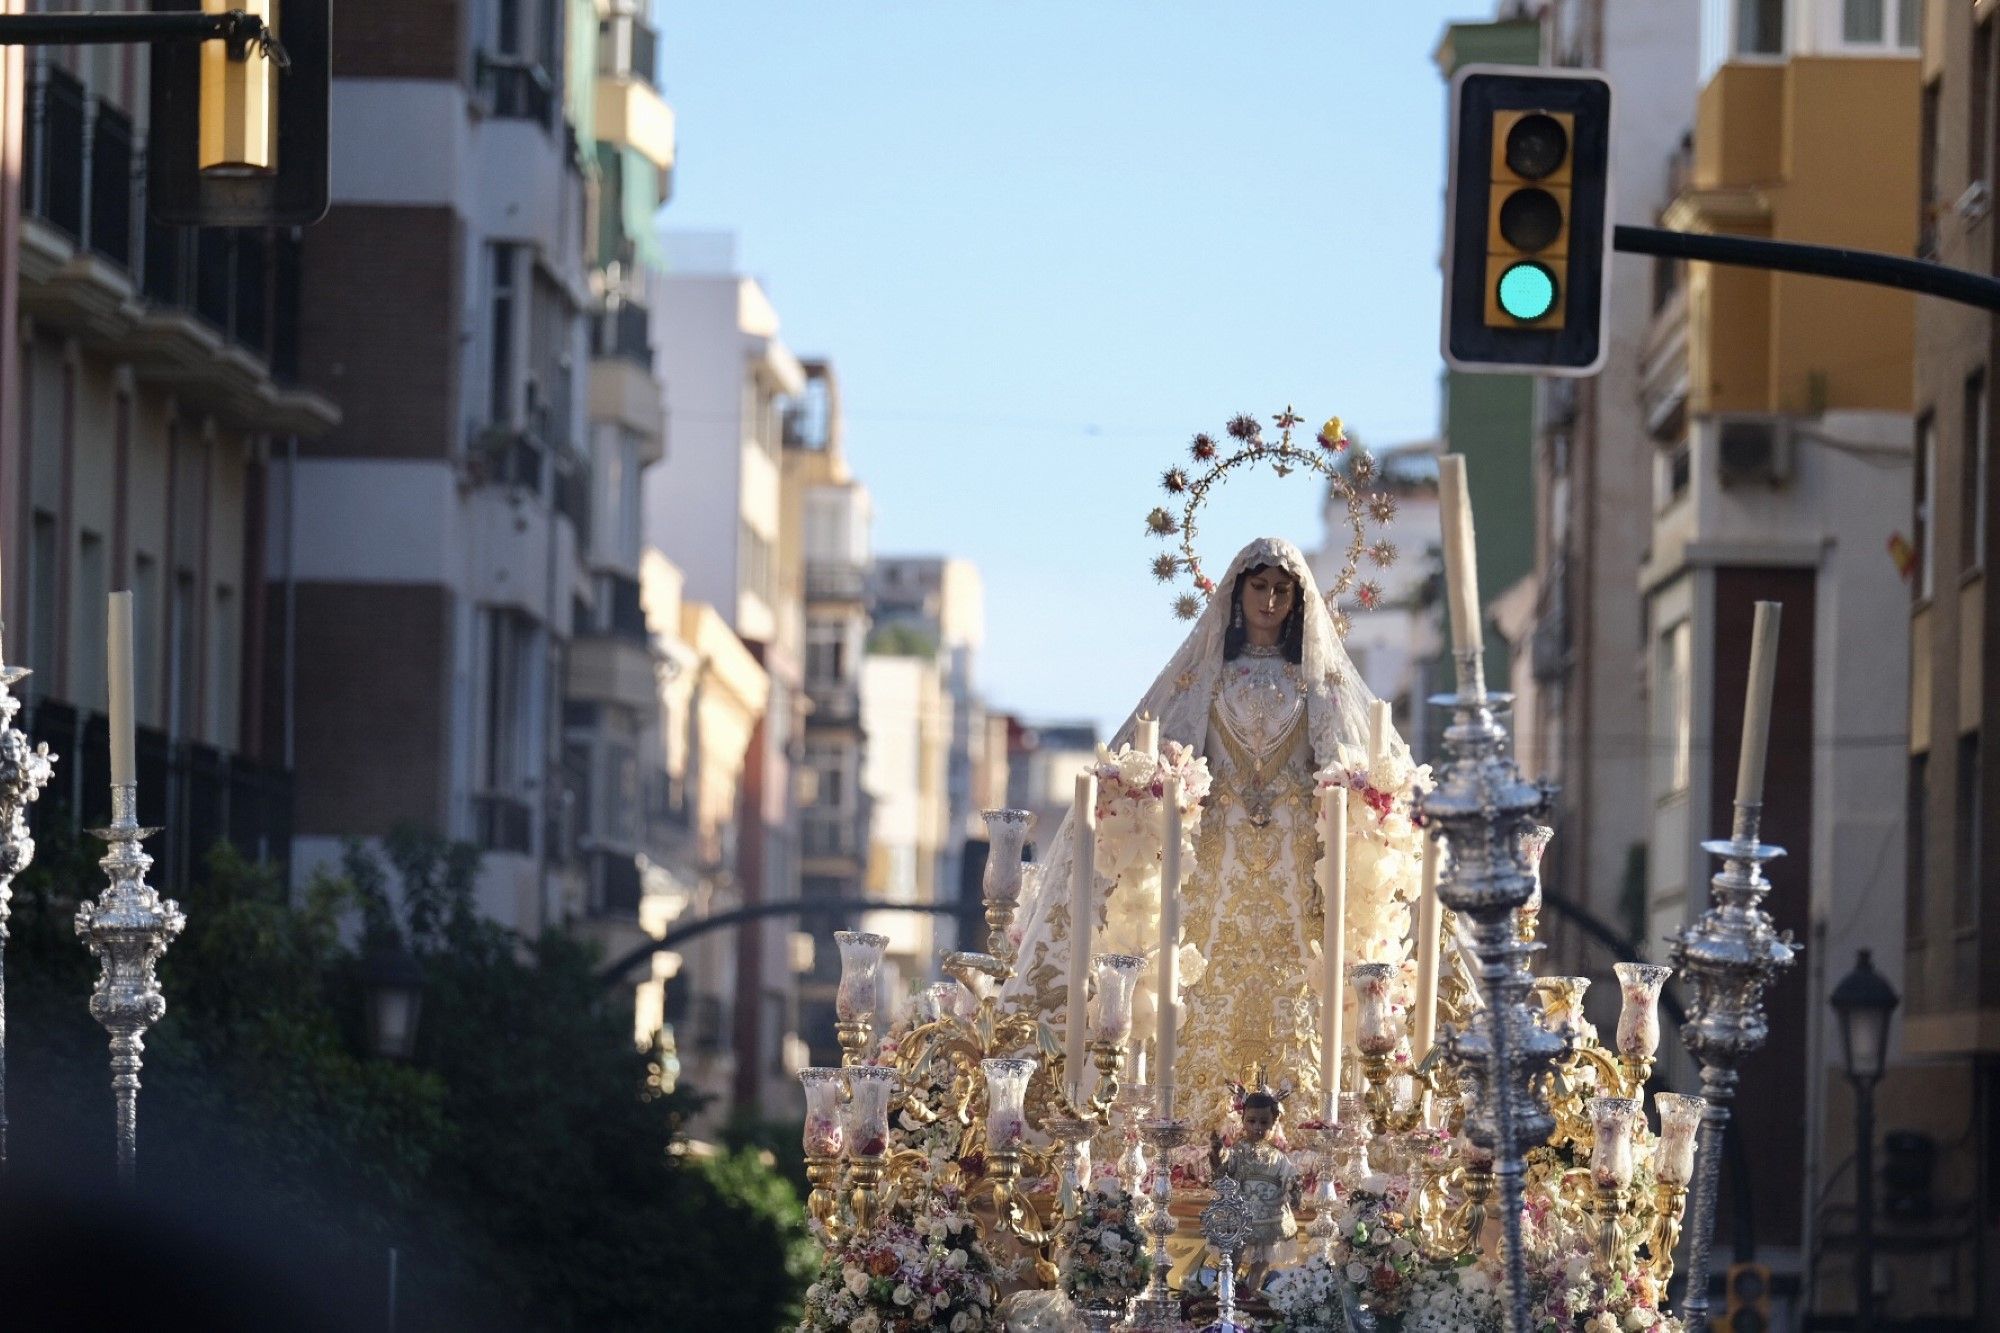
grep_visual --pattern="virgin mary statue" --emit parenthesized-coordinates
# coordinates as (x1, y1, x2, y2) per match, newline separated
(1003, 536, 1398, 1131)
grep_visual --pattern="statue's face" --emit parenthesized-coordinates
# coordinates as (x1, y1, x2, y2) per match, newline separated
(1239, 566, 1297, 644)
(1241, 1104, 1277, 1142)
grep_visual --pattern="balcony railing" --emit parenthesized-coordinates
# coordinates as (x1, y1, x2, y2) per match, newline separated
(604, 572, 648, 641)
(476, 51, 556, 129)
(806, 680, 860, 726)
(596, 13, 660, 90)
(591, 300, 652, 369)
(803, 820, 861, 859)
(21, 65, 303, 383)
(805, 561, 867, 603)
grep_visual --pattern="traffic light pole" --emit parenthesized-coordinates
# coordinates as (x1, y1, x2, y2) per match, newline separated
(1614, 224, 2000, 313)
(0, 10, 281, 60)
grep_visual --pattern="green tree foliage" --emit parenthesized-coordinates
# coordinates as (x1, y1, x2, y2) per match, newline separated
(5, 818, 810, 1331)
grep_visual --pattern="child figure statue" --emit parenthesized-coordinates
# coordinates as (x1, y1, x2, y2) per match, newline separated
(1206, 1086, 1301, 1296)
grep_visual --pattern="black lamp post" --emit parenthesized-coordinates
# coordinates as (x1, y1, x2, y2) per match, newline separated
(1830, 948, 1900, 1332)
(362, 940, 425, 1062)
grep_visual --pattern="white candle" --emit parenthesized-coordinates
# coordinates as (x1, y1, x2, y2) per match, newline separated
(1066, 772, 1098, 1101)
(1158, 775, 1182, 1117)
(1733, 601, 1784, 809)
(1321, 782, 1348, 1119)
(1135, 713, 1160, 756)
(107, 591, 136, 788)
(1414, 834, 1443, 1060)
(1368, 699, 1393, 763)
(1437, 454, 1483, 655)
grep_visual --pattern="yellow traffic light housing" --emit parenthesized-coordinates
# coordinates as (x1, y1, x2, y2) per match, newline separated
(1443, 67, 1613, 376)
(1719, 1260, 1771, 1333)
(198, 0, 276, 172)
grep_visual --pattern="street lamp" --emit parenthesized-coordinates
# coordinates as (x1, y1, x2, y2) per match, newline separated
(362, 941, 425, 1062)
(1829, 949, 1900, 1332)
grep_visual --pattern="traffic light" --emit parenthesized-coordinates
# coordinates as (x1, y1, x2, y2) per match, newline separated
(1442, 66, 1613, 377)
(148, 0, 329, 226)
(1718, 1260, 1771, 1333)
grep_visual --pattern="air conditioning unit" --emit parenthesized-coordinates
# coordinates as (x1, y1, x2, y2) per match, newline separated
(1714, 415, 1795, 489)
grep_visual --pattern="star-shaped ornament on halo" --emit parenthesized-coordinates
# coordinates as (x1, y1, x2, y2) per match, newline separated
(1273, 405, 1303, 432)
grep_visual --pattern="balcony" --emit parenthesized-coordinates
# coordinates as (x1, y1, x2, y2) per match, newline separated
(591, 300, 652, 369)
(587, 305, 665, 455)
(597, 13, 660, 90)
(802, 818, 861, 860)
(17, 66, 334, 436)
(568, 635, 657, 715)
(805, 680, 861, 728)
(805, 561, 867, 604)
(593, 68, 675, 174)
(476, 51, 556, 130)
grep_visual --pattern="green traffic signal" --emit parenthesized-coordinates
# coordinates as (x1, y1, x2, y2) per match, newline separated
(1496, 261, 1559, 321)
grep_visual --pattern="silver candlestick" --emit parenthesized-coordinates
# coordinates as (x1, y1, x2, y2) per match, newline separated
(1125, 1115, 1187, 1331)
(1668, 801, 1796, 1333)
(75, 783, 184, 1186)
(1419, 647, 1561, 1333)
(0, 655, 55, 1170)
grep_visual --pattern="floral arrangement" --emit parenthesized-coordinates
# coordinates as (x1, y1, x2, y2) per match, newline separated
(798, 1198, 1000, 1333)
(1265, 1253, 1358, 1333)
(1092, 739, 1213, 1029)
(1399, 1262, 1504, 1333)
(1057, 1189, 1152, 1308)
(1316, 740, 1434, 1023)
(1325, 1186, 1424, 1318)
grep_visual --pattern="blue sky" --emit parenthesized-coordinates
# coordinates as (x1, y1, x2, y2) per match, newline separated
(658, 3, 1475, 733)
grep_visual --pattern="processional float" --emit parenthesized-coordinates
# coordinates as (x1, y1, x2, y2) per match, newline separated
(795, 420, 1796, 1333)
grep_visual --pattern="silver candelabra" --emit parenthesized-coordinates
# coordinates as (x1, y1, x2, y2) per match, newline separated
(1669, 801, 1796, 1332)
(0, 651, 55, 1169)
(1419, 647, 1561, 1333)
(74, 783, 184, 1185)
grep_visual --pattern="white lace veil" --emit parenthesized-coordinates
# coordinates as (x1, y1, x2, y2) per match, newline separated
(1002, 536, 1380, 1011)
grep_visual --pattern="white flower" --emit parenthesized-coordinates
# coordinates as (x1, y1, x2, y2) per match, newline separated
(947, 1248, 969, 1269)
(1346, 1261, 1369, 1283)
(852, 1315, 879, 1333)
(892, 1282, 914, 1306)
(1626, 1311, 1660, 1330)
(913, 1300, 932, 1323)
(844, 1267, 868, 1296)
(952, 1316, 970, 1333)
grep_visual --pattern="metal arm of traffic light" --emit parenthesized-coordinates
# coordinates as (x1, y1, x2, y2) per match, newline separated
(1614, 224, 2000, 314)
(0, 10, 287, 66)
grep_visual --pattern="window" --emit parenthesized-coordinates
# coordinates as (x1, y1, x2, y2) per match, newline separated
(483, 608, 539, 792)
(1899, 0, 1922, 48)
(1917, 411, 1938, 599)
(489, 243, 520, 426)
(169, 569, 197, 739)
(132, 554, 158, 725)
(1738, 0, 1783, 55)
(806, 621, 846, 685)
(1844, 0, 1885, 43)
(1967, 372, 1989, 573)
(1909, 752, 1929, 940)
(1654, 620, 1694, 798)
(739, 520, 773, 607)
(209, 584, 237, 750)
(28, 512, 57, 699)
(1956, 732, 1982, 928)
(76, 531, 105, 717)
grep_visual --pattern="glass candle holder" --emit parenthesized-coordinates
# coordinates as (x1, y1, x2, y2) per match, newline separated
(1532, 976, 1594, 1044)
(1351, 962, 1401, 1057)
(981, 809, 1035, 906)
(918, 980, 959, 1025)
(1653, 1092, 1706, 1188)
(1613, 963, 1674, 1062)
(1090, 953, 1147, 1045)
(834, 931, 890, 1024)
(800, 1068, 845, 1158)
(1589, 1096, 1640, 1190)
(844, 1066, 898, 1159)
(983, 1057, 1038, 1153)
